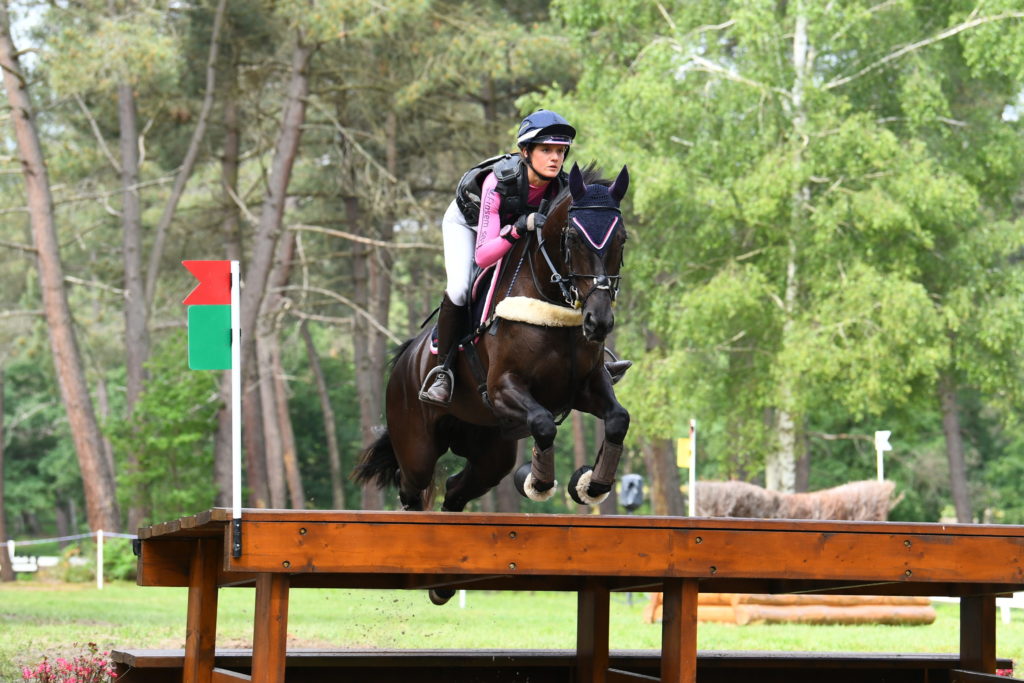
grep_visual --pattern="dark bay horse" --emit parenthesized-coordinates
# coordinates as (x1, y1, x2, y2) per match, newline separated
(354, 162, 630, 519)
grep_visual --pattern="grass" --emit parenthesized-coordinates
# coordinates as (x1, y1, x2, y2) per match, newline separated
(2, 579, 1024, 680)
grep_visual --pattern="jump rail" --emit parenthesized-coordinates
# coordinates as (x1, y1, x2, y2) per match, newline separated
(131, 508, 1024, 683)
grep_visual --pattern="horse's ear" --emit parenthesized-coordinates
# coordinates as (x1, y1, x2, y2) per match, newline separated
(609, 165, 629, 203)
(569, 162, 587, 201)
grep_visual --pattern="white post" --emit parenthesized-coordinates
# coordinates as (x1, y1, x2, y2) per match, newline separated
(874, 430, 892, 481)
(7, 540, 13, 563)
(96, 529, 103, 590)
(231, 260, 242, 520)
(688, 419, 697, 517)
(459, 590, 466, 609)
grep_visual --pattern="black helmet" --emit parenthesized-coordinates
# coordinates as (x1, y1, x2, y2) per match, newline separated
(517, 109, 575, 148)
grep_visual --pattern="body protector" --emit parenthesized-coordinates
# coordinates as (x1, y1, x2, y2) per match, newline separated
(455, 154, 567, 227)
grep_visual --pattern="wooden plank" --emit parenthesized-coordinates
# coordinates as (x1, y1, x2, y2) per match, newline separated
(183, 537, 221, 683)
(211, 669, 251, 682)
(577, 580, 610, 683)
(227, 518, 1024, 586)
(951, 670, 1023, 682)
(661, 578, 698, 683)
(139, 508, 1024, 541)
(961, 595, 997, 673)
(250, 573, 289, 683)
(607, 670, 659, 683)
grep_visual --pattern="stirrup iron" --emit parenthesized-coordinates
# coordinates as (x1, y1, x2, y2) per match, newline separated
(419, 365, 455, 407)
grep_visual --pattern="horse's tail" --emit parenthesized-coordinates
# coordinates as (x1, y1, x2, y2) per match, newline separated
(351, 429, 401, 490)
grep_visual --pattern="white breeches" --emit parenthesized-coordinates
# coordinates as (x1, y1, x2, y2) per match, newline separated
(441, 200, 476, 306)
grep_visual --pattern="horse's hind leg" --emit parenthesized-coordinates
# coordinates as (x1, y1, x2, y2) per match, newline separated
(443, 431, 516, 512)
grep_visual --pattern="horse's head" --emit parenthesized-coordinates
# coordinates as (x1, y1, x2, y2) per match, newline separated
(554, 162, 629, 343)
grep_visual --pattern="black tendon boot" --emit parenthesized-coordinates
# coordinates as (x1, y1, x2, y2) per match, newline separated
(419, 293, 464, 406)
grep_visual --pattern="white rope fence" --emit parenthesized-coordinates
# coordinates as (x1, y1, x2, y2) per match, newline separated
(6, 530, 137, 590)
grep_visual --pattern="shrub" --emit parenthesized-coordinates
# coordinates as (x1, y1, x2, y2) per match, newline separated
(21, 642, 116, 682)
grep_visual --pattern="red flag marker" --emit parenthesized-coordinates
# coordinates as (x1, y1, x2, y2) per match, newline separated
(182, 260, 231, 305)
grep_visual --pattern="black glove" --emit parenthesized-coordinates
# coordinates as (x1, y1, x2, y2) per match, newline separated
(515, 212, 547, 233)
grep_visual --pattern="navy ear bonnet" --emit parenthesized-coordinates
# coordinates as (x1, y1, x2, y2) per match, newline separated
(567, 163, 629, 255)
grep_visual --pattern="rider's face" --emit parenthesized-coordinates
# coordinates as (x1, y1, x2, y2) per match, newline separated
(524, 144, 568, 183)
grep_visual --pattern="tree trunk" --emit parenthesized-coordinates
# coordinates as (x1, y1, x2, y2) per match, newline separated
(0, 369, 14, 582)
(274, 340, 304, 509)
(212, 66, 244, 507)
(258, 334, 286, 508)
(258, 228, 303, 509)
(494, 441, 523, 513)
(301, 320, 345, 509)
(348, 195, 384, 510)
(643, 438, 685, 516)
(595, 419, 618, 515)
(572, 412, 588, 514)
(238, 33, 314, 507)
(115, 78, 149, 531)
(0, 4, 120, 532)
(939, 372, 972, 523)
(768, 2, 811, 495)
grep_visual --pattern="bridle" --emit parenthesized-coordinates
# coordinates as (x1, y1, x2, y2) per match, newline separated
(533, 202, 624, 309)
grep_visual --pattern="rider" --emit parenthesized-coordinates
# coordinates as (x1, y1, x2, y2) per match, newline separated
(419, 109, 628, 407)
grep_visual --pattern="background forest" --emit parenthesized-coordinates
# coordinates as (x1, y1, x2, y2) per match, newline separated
(2, 0, 1024, 552)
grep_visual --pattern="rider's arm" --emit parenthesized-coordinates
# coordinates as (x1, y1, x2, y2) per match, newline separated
(474, 172, 517, 269)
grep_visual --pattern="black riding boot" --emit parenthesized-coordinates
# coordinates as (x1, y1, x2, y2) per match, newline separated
(419, 293, 464, 407)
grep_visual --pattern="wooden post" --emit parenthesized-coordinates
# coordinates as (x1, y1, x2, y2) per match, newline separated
(251, 573, 290, 683)
(661, 578, 698, 683)
(577, 579, 610, 683)
(183, 537, 221, 683)
(961, 595, 996, 673)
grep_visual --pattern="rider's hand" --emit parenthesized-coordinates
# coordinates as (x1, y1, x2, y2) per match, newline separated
(515, 212, 547, 233)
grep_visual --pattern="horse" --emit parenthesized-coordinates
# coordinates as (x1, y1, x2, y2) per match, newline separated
(353, 161, 630, 526)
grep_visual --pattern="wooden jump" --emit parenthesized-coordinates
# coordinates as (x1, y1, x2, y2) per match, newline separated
(128, 508, 1024, 682)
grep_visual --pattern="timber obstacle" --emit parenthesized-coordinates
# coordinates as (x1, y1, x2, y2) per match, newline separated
(117, 508, 1024, 682)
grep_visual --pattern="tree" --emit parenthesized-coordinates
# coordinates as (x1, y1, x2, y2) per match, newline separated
(0, 0, 120, 532)
(550, 0, 1024, 513)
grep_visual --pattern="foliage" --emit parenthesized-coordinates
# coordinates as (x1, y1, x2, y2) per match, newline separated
(2, 0, 1024, 531)
(546, 0, 1024, 512)
(104, 333, 219, 525)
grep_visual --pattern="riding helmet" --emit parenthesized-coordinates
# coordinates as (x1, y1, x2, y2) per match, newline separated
(517, 109, 576, 147)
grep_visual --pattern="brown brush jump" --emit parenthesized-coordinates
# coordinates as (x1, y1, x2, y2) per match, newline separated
(128, 508, 1024, 682)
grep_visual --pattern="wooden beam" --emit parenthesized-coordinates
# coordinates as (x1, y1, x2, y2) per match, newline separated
(607, 669, 659, 682)
(577, 579, 610, 683)
(183, 537, 221, 683)
(951, 670, 1023, 682)
(250, 573, 289, 683)
(661, 578, 698, 683)
(960, 595, 996, 673)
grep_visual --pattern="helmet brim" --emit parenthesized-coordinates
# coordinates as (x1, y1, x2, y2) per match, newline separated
(518, 123, 576, 146)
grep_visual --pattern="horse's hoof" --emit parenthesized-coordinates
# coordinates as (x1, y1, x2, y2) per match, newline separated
(568, 467, 611, 506)
(429, 588, 456, 605)
(513, 462, 557, 502)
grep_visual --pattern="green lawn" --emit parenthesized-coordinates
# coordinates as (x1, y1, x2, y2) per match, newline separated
(2, 580, 1023, 680)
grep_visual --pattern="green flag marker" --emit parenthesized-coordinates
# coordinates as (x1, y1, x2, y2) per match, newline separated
(187, 304, 232, 369)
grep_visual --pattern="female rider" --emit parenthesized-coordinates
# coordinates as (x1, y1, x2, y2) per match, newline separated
(421, 109, 629, 405)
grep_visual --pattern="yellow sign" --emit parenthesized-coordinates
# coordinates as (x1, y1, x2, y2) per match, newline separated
(676, 437, 691, 468)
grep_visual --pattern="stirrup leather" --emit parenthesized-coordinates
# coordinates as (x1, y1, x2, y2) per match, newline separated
(419, 365, 455, 407)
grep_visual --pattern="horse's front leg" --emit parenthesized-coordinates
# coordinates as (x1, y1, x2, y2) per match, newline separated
(490, 373, 559, 502)
(571, 366, 631, 505)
